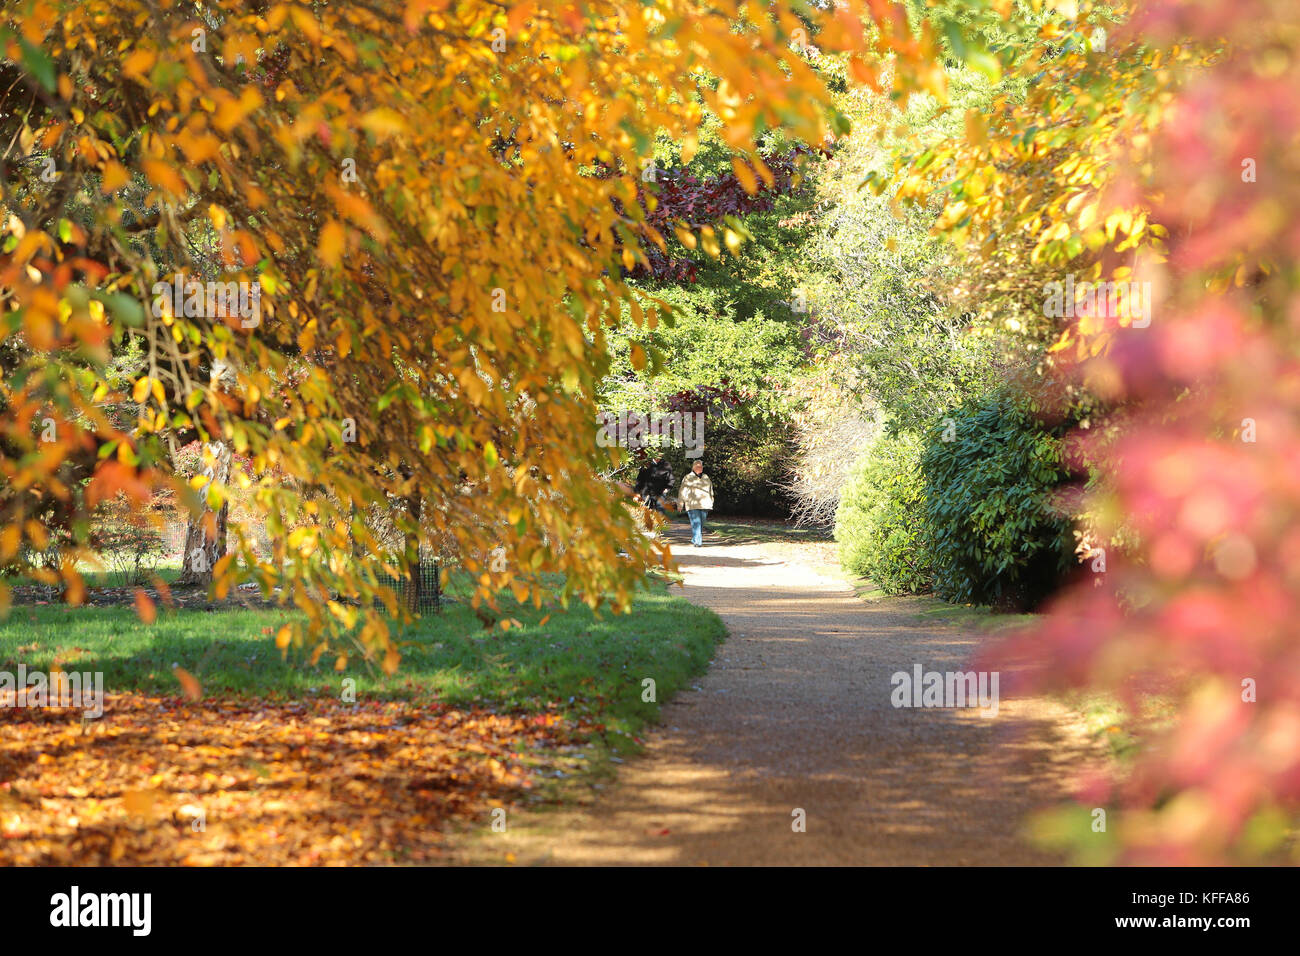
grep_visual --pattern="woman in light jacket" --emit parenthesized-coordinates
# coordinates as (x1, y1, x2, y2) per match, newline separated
(676, 459, 714, 547)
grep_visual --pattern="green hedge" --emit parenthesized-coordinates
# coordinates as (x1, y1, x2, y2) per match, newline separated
(834, 432, 932, 594)
(920, 386, 1075, 610)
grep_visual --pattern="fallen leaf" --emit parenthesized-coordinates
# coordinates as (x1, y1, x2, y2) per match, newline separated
(173, 667, 203, 701)
(134, 589, 156, 624)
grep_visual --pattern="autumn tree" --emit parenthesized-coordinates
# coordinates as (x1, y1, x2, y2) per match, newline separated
(0, 0, 936, 665)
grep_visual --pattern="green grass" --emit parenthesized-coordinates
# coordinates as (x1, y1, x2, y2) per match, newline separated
(1069, 692, 1142, 760)
(0, 578, 726, 743)
(909, 598, 1037, 633)
(3, 563, 183, 589)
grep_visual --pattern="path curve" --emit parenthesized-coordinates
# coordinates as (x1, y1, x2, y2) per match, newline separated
(475, 528, 1104, 865)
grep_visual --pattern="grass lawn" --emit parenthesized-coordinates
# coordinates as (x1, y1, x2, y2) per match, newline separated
(0, 578, 726, 744)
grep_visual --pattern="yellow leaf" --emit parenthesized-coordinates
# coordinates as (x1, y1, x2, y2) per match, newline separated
(290, 6, 322, 43)
(318, 220, 345, 268)
(24, 521, 47, 550)
(173, 667, 203, 701)
(700, 228, 720, 259)
(0, 525, 20, 562)
(732, 157, 758, 195)
(134, 589, 157, 624)
(122, 789, 158, 821)
(1078, 200, 1099, 231)
(213, 87, 264, 134)
(142, 159, 186, 196)
(122, 48, 157, 80)
(360, 108, 409, 138)
(101, 161, 130, 194)
(680, 134, 698, 165)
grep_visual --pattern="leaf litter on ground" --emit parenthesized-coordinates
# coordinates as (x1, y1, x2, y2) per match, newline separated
(0, 693, 590, 865)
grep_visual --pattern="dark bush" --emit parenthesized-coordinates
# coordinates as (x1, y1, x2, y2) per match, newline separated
(655, 416, 795, 517)
(920, 386, 1076, 610)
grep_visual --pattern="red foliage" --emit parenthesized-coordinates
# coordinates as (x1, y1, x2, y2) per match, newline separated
(986, 0, 1300, 862)
(615, 145, 826, 282)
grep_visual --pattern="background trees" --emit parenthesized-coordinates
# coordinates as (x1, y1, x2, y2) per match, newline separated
(597, 131, 829, 516)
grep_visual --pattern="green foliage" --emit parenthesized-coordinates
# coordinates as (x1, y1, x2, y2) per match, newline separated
(920, 386, 1075, 609)
(676, 152, 822, 322)
(834, 432, 932, 594)
(597, 108, 829, 516)
(800, 68, 1016, 435)
(604, 284, 803, 412)
(603, 284, 804, 515)
(902, 0, 1052, 83)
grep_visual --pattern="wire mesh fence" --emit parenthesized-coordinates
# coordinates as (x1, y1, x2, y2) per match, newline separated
(373, 555, 445, 615)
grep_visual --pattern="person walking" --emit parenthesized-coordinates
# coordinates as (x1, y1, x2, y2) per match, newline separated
(676, 459, 714, 547)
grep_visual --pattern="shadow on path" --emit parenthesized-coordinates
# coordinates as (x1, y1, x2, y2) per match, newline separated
(466, 527, 1105, 865)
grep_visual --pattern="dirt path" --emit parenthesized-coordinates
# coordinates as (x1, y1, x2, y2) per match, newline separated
(465, 527, 1105, 865)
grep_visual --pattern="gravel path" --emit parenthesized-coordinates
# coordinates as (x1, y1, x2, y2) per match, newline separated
(473, 527, 1104, 865)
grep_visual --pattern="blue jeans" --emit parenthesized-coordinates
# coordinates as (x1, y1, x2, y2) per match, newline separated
(687, 509, 707, 545)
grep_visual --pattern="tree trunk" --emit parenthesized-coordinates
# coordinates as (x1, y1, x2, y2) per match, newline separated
(403, 491, 422, 614)
(177, 441, 231, 586)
